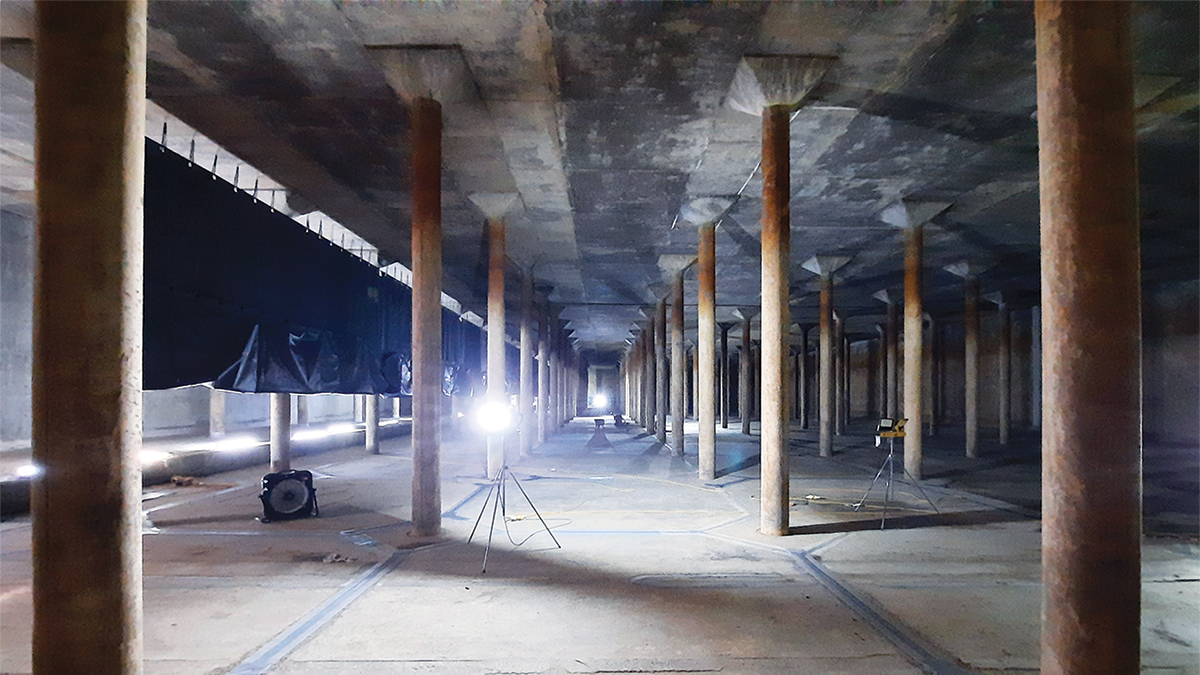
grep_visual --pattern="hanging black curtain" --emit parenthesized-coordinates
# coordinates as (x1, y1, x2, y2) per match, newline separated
(142, 140, 440, 394)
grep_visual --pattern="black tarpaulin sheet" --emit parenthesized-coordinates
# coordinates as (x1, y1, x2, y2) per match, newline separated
(143, 140, 424, 394)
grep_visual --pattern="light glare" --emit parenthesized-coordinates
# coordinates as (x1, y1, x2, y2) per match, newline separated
(475, 401, 514, 435)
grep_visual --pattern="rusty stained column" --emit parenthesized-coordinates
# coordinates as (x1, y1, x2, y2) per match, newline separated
(798, 326, 810, 429)
(537, 307, 550, 444)
(364, 394, 379, 455)
(1037, 5, 1142, 672)
(759, 105, 791, 535)
(902, 224, 924, 480)
(885, 296, 899, 418)
(655, 299, 668, 444)
(519, 273, 535, 457)
(719, 323, 732, 429)
(671, 273, 686, 456)
(486, 214, 506, 478)
(738, 311, 754, 436)
(32, 2, 147, 672)
(819, 277, 834, 456)
(1030, 305, 1042, 428)
(409, 96, 443, 536)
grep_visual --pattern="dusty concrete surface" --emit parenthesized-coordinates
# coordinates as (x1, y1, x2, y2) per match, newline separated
(2, 419, 1197, 674)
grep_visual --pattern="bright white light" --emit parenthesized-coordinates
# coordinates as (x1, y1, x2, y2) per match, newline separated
(212, 436, 265, 453)
(291, 428, 329, 442)
(326, 423, 358, 435)
(15, 463, 41, 478)
(380, 418, 402, 427)
(140, 450, 172, 465)
(475, 401, 514, 435)
(591, 393, 609, 409)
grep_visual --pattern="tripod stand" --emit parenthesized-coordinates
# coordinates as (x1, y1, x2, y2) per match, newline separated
(468, 466, 561, 573)
(853, 435, 940, 530)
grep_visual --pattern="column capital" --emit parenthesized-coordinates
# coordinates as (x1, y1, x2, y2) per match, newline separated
(801, 255, 851, 277)
(728, 54, 837, 116)
(881, 198, 951, 229)
(733, 307, 759, 322)
(680, 196, 738, 227)
(872, 289, 899, 305)
(944, 260, 991, 279)
(371, 46, 474, 104)
(657, 254, 697, 278)
(984, 291, 1010, 308)
(468, 192, 519, 220)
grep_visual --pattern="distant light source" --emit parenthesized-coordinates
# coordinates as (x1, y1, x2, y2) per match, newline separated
(591, 393, 609, 409)
(140, 450, 172, 466)
(15, 463, 40, 478)
(183, 435, 265, 453)
(475, 400, 514, 435)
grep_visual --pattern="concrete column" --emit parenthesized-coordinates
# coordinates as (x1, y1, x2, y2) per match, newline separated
(929, 317, 940, 436)
(393, 397, 402, 418)
(799, 326, 810, 430)
(410, 96, 443, 536)
(671, 273, 686, 456)
(738, 311, 754, 436)
(758, 104, 792, 536)
(843, 334, 851, 430)
(691, 345, 700, 420)
(902, 225, 924, 480)
(482, 205, 509, 478)
(1037, 4, 1141, 672)
(965, 276, 980, 457)
(720, 323, 732, 428)
(644, 321, 656, 435)
(819, 277, 834, 456)
(537, 308, 550, 443)
(880, 198, 950, 482)
(996, 298, 1011, 445)
(834, 314, 844, 436)
(270, 393, 292, 472)
(885, 297, 899, 417)
(364, 394, 379, 455)
(643, 326, 652, 429)
(295, 394, 309, 426)
(655, 298, 668, 444)
(32, 4, 147, 672)
(1030, 305, 1042, 428)
(209, 388, 226, 437)
(751, 343, 761, 421)
(519, 273, 534, 457)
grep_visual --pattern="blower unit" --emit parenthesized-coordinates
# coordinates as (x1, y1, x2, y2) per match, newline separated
(259, 470, 319, 522)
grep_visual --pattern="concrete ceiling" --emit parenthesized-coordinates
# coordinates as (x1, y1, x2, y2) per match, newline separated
(2, 1, 1196, 361)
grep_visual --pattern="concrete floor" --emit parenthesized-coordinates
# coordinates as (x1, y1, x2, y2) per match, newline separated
(1, 418, 1197, 675)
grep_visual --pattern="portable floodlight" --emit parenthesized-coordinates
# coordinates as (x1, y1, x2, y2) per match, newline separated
(475, 400, 514, 435)
(591, 392, 609, 409)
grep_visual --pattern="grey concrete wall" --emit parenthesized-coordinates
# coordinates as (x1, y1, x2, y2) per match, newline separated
(142, 387, 210, 438)
(1, 209, 33, 445)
